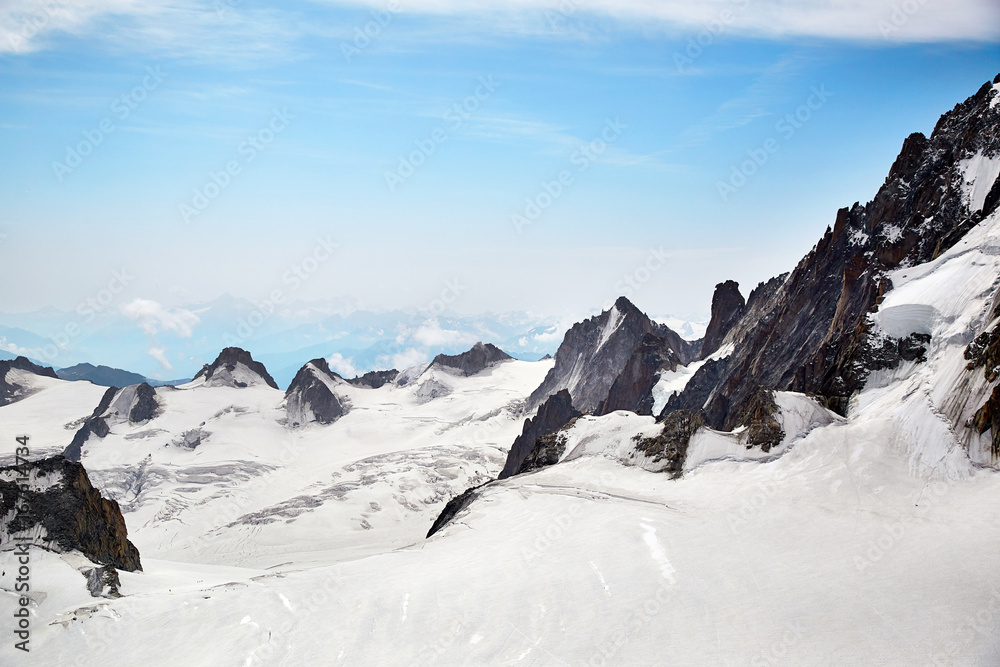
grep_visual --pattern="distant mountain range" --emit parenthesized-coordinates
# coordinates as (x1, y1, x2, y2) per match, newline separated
(0, 298, 707, 388)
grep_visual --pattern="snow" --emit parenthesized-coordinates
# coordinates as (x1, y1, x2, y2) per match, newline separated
(683, 392, 839, 472)
(557, 411, 665, 470)
(959, 151, 1000, 213)
(871, 303, 939, 337)
(991, 82, 1000, 109)
(0, 374, 107, 464)
(594, 304, 623, 353)
(651, 360, 706, 415)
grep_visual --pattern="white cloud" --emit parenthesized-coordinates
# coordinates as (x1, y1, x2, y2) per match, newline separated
(533, 328, 564, 344)
(392, 348, 428, 370)
(412, 319, 480, 348)
(148, 346, 173, 371)
(327, 353, 359, 378)
(0, 337, 31, 356)
(122, 298, 200, 338)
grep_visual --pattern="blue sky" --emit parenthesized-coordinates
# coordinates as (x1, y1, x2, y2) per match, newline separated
(1, 0, 999, 324)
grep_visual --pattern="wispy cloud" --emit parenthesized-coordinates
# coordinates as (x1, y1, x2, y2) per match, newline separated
(122, 298, 201, 338)
(2, 0, 996, 60)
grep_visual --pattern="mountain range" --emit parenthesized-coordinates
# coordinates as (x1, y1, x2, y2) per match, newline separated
(1, 74, 999, 665)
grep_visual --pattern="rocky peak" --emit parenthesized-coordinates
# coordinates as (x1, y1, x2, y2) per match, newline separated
(526, 296, 696, 415)
(0, 455, 142, 572)
(193, 347, 279, 390)
(701, 280, 746, 358)
(431, 342, 513, 376)
(284, 358, 350, 426)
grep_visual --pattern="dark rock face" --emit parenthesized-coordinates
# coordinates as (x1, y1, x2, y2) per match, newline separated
(973, 385, 1000, 459)
(431, 342, 513, 376)
(527, 297, 698, 415)
(701, 281, 746, 358)
(634, 410, 706, 477)
(128, 383, 160, 423)
(500, 390, 581, 480)
(518, 417, 581, 475)
(56, 363, 146, 388)
(598, 333, 679, 416)
(0, 456, 142, 572)
(347, 369, 399, 389)
(666, 75, 1000, 429)
(426, 482, 490, 538)
(284, 358, 350, 426)
(0, 356, 58, 407)
(194, 347, 279, 389)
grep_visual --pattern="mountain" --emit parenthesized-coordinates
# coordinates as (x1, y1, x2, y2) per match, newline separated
(526, 296, 699, 415)
(447, 73, 1000, 518)
(57, 363, 146, 387)
(429, 342, 513, 376)
(189, 347, 279, 390)
(284, 358, 351, 427)
(665, 74, 1000, 429)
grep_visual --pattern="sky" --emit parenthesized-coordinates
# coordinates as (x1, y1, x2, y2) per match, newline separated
(1, 0, 999, 326)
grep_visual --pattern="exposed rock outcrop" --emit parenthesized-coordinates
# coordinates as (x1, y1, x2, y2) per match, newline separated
(425, 482, 491, 538)
(0, 357, 58, 407)
(634, 409, 706, 478)
(0, 456, 142, 572)
(284, 358, 350, 426)
(193, 347, 279, 389)
(517, 417, 580, 475)
(431, 342, 513, 376)
(500, 389, 581, 479)
(735, 388, 785, 453)
(347, 369, 399, 389)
